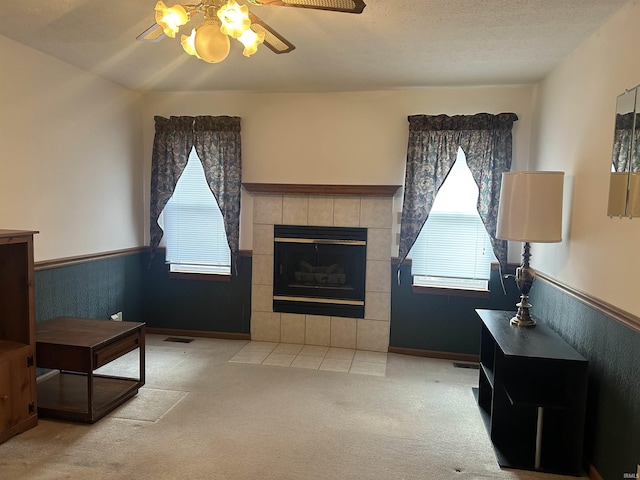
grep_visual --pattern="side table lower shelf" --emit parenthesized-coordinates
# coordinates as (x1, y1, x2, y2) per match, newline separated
(37, 372, 142, 423)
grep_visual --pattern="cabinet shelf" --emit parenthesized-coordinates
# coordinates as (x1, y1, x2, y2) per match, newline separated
(480, 363, 494, 388)
(502, 382, 574, 410)
(0, 340, 29, 357)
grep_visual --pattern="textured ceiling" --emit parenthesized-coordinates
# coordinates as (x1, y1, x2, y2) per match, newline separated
(0, 0, 630, 93)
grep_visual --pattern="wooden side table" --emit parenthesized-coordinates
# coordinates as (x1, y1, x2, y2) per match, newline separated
(36, 317, 145, 423)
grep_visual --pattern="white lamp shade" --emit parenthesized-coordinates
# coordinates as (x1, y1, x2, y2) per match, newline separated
(497, 171, 564, 242)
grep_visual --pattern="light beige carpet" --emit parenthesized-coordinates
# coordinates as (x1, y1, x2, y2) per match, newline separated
(110, 388, 189, 422)
(0, 335, 588, 480)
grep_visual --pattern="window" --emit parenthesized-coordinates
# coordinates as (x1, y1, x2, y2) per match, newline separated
(158, 148, 231, 275)
(408, 148, 496, 290)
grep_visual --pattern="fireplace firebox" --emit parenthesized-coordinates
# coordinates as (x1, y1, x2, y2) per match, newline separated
(273, 225, 367, 318)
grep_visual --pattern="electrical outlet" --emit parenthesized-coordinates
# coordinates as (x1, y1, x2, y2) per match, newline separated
(110, 311, 123, 321)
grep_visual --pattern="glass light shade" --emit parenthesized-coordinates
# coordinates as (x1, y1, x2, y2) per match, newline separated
(217, 0, 251, 39)
(194, 24, 230, 63)
(238, 28, 265, 57)
(155, 1, 189, 38)
(181, 29, 200, 58)
(496, 171, 564, 243)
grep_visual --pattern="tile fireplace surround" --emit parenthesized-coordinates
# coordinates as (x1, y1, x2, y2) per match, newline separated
(247, 184, 399, 353)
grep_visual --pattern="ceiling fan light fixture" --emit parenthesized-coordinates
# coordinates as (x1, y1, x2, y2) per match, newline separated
(141, 0, 366, 63)
(155, 1, 189, 38)
(193, 23, 231, 63)
(238, 28, 265, 57)
(218, 0, 252, 39)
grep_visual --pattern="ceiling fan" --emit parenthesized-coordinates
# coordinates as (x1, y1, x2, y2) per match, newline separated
(137, 0, 366, 64)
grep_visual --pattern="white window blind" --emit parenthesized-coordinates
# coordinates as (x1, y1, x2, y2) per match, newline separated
(408, 148, 496, 290)
(158, 148, 231, 275)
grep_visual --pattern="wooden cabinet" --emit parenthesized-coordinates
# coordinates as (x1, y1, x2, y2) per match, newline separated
(0, 230, 38, 444)
(476, 309, 588, 476)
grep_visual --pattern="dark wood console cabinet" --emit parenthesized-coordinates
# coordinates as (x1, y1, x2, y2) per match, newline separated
(0, 230, 38, 444)
(476, 309, 588, 476)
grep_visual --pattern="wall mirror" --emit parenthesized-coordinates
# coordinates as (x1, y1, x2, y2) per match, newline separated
(608, 84, 640, 217)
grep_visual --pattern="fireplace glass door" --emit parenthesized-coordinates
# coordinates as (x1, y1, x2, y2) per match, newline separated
(273, 225, 366, 318)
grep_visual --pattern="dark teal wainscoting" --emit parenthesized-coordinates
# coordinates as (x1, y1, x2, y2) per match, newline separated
(141, 251, 251, 334)
(35, 253, 143, 324)
(34, 250, 251, 335)
(530, 279, 640, 480)
(390, 263, 520, 355)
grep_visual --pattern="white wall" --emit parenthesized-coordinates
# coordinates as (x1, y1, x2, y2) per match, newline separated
(531, 0, 640, 317)
(143, 86, 534, 251)
(0, 31, 536, 264)
(0, 35, 144, 261)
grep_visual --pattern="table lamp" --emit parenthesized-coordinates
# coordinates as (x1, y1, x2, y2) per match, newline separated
(496, 171, 564, 327)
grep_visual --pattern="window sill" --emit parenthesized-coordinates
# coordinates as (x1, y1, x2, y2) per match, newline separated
(411, 284, 490, 299)
(169, 271, 231, 282)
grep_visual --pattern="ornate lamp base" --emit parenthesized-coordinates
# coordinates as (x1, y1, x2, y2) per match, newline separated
(509, 242, 537, 328)
(510, 294, 536, 327)
(510, 316, 536, 327)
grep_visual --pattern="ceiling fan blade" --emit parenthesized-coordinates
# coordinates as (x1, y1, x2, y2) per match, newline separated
(249, 12, 296, 54)
(137, 24, 167, 43)
(249, 0, 366, 14)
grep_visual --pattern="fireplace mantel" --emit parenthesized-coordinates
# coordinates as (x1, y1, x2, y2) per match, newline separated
(242, 183, 401, 197)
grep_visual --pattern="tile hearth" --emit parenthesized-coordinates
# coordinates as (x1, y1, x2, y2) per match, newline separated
(229, 341, 387, 377)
